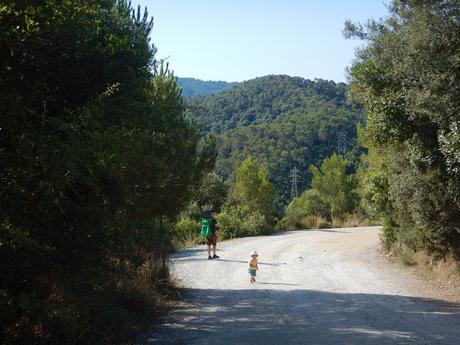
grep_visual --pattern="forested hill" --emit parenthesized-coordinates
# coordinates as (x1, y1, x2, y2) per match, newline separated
(186, 75, 350, 133)
(177, 77, 238, 96)
(185, 75, 364, 208)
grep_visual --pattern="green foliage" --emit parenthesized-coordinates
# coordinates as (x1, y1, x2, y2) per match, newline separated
(310, 154, 358, 218)
(346, 0, 460, 258)
(286, 154, 359, 229)
(187, 75, 350, 134)
(174, 217, 201, 245)
(286, 189, 331, 227)
(233, 157, 275, 219)
(0, 1, 214, 344)
(218, 204, 269, 239)
(177, 77, 238, 96)
(185, 75, 365, 208)
(191, 172, 229, 211)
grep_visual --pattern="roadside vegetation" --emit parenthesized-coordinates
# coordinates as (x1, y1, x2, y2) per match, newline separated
(194, 0, 460, 269)
(0, 1, 214, 344)
(2, 0, 459, 344)
(177, 0, 460, 274)
(344, 0, 460, 265)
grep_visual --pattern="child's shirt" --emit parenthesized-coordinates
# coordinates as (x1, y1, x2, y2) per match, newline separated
(248, 257, 258, 270)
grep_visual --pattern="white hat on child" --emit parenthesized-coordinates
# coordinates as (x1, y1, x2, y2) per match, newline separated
(250, 250, 259, 256)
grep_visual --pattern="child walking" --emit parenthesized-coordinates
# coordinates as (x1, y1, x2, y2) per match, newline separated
(248, 250, 259, 283)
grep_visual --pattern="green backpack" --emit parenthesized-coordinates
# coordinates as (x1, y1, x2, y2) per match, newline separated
(200, 217, 212, 238)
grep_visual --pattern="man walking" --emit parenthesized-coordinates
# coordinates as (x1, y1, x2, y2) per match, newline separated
(207, 209, 220, 260)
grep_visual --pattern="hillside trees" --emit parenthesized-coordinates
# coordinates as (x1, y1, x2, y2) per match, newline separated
(345, 0, 460, 257)
(177, 77, 238, 96)
(0, 1, 213, 344)
(185, 75, 365, 208)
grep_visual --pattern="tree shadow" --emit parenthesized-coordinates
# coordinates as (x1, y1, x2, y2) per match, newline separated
(142, 288, 460, 345)
(171, 247, 204, 258)
(257, 282, 300, 286)
(308, 228, 348, 233)
(172, 257, 286, 267)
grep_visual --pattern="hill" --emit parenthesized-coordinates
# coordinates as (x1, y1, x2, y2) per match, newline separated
(177, 77, 238, 96)
(185, 75, 364, 208)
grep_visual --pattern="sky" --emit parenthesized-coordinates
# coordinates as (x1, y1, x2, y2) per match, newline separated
(133, 0, 390, 83)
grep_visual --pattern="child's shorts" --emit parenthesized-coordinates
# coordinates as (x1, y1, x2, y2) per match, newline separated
(248, 268, 257, 277)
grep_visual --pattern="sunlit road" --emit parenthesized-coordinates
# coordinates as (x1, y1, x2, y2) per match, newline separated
(144, 227, 460, 345)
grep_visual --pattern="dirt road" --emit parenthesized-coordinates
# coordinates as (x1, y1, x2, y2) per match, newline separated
(144, 227, 460, 344)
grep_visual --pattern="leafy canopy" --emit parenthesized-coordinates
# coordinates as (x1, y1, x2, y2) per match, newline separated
(345, 0, 460, 256)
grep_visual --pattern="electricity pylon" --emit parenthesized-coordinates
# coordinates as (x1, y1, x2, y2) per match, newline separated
(337, 132, 347, 156)
(290, 166, 300, 201)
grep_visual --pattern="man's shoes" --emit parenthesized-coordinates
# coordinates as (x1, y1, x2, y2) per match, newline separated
(208, 256, 213, 260)
(212, 254, 220, 259)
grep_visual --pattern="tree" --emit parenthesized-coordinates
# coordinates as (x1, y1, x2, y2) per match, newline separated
(192, 172, 229, 210)
(310, 154, 358, 218)
(345, 0, 460, 257)
(184, 75, 365, 208)
(233, 157, 275, 219)
(0, 1, 214, 343)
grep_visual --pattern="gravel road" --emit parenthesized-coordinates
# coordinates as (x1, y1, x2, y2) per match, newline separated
(144, 227, 460, 345)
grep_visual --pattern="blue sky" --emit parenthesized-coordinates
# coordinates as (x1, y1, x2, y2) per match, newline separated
(133, 0, 389, 83)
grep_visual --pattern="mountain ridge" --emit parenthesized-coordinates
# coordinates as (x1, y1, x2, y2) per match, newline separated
(177, 77, 238, 96)
(184, 74, 363, 207)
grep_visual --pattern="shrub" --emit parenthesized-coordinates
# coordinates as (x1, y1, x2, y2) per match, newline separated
(286, 189, 331, 229)
(274, 217, 288, 232)
(174, 217, 201, 247)
(218, 204, 269, 239)
(301, 215, 331, 229)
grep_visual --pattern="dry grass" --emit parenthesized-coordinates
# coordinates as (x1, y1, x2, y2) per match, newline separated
(287, 215, 330, 230)
(286, 213, 378, 231)
(302, 215, 330, 229)
(412, 251, 460, 286)
(382, 243, 460, 302)
(331, 213, 375, 228)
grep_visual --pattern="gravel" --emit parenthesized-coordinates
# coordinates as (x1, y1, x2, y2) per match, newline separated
(142, 227, 460, 345)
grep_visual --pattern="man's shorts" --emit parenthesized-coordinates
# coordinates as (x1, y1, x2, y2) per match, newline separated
(206, 234, 217, 246)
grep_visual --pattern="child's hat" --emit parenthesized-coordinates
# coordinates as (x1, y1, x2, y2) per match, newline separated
(250, 250, 259, 256)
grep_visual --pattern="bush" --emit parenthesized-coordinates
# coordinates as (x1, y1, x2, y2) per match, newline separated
(174, 217, 201, 247)
(286, 189, 331, 229)
(302, 215, 331, 229)
(274, 217, 288, 232)
(218, 204, 269, 239)
(285, 205, 304, 230)
(399, 247, 416, 266)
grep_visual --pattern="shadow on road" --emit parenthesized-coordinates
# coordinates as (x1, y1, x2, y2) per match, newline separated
(143, 288, 460, 345)
(172, 257, 286, 267)
(257, 282, 300, 286)
(308, 228, 349, 233)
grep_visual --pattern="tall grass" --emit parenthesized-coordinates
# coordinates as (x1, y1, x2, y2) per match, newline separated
(285, 213, 377, 231)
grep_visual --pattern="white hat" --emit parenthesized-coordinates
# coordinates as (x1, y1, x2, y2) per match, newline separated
(250, 250, 259, 257)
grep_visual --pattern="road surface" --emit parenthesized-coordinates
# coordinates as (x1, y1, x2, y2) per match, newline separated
(143, 227, 460, 345)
